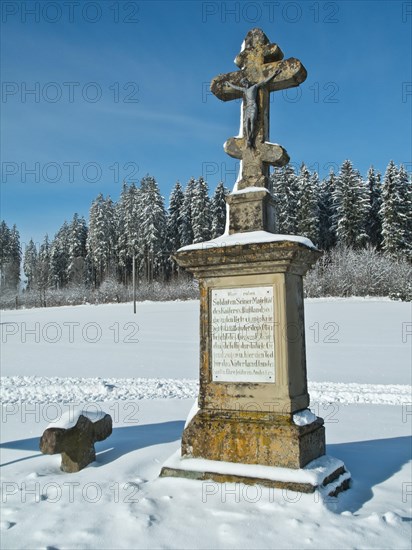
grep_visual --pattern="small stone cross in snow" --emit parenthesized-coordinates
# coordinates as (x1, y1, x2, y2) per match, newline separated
(40, 413, 113, 472)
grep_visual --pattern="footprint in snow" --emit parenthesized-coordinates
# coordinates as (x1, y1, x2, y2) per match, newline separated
(288, 518, 303, 527)
(0, 521, 16, 531)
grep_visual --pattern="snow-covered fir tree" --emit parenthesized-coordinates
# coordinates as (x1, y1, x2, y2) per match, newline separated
(365, 166, 382, 248)
(271, 165, 299, 234)
(192, 177, 211, 243)
(116, 183, 130, 280)
(8, 225, 21, 290)
(138, 175, 167, 282)
(380, 161, 411, 255)
(0, 221, 11, 289)
(296, 164, 319, 244)
(116, 183, 141, 284)
(166, 181, 185, 277)
(318, 170, 337, 250)
(180, 178, 196, 246)
(86, 194, 116, 286)
(67, 214, 88, 285)
(0, 222, 21, 290)
(211, 181, 228, 238)
(37, 235, 51, 304)
(0, 221, 10, 286)
(333, 160, 369, 248)
(23, 239, 38, 291)
(167, 181, 185, 253)
(397, 164, 412, 254)
(50, 222, 70, 289)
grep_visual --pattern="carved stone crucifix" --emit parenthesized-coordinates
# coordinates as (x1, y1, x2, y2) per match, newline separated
(211, 28, 307, 191)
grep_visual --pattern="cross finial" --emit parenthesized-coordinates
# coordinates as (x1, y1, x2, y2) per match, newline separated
(211, 28, 307, 191)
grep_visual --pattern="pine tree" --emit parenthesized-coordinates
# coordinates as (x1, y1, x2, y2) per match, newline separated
(0, 221, 12, 290)
(192, 177, 211, 243)
(86, 194, 116, 286)
(271, 165, 299, 233)
(318, 170, 337, 250)
(116, 183, 130, 280)
(0, 221, 11, 289)
(23, 239, 38, 291)
(68, 214, 88, 285)
(7, 225, 22, 290)
(38, 235, 51, 305)
(296, 164, 319, 244)
(333, 160, 368, 248)
(115, 182, 141, 284)
(365, 166, 382, 248)
(166, 181, 185, 277)
(211, 181, 228, 238)
(167, 181, 185, 253)
(138, 175, 167, 282)
(50, 222, 70, 289)
(397, 164, 412, 254)
(380, 161, 410, 254)
(180, 177, 196, 246)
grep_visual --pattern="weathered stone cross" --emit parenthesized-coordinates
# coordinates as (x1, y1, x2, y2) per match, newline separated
(211, 28, 307, 191)
(40, 412, 112, 472)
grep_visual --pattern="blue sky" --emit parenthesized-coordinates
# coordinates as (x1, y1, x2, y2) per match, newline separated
(1, 0, 411, 248)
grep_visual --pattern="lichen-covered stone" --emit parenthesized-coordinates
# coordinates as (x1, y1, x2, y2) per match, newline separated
(182, 410, 325, 469)
(40, 413, 112, 473)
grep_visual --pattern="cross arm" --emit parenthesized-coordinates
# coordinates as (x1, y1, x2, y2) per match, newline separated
(224, 137, 290, 167)
(211, 57, 307, 101)
(265, 58, 307, 91)
(211, 71, 245, 101)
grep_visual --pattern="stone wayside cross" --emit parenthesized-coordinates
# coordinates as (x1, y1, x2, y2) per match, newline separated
(161, 28, 350, 497)
(211, 28, 307, 192)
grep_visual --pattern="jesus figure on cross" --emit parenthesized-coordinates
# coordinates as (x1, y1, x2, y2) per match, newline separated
(227, 67, 282, 149)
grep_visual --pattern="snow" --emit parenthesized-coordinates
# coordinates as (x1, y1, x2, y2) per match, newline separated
(184, 398, 199, 429)
(163, 450, 348, 487)
(293, 409, 317, 426)
(46, 408, 108, 430)
(231, 186, 270, 195)
(1, 377, 410, 406)
(1, 298, 411, 549)
(178, 230, 316, 252)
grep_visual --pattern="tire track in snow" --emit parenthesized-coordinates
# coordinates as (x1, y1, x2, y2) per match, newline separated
(1, 376, 410, 406)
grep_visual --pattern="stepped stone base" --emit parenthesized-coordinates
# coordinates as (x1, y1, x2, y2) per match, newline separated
(160, 451, 351, 497)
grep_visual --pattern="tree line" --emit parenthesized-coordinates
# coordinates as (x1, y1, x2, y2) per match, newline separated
(0, 159, 411, 297)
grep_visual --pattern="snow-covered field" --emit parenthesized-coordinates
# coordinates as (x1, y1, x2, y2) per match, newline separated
(1, 298, 411, 549)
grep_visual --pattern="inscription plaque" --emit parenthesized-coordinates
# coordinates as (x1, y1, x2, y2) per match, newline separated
(211, 286, 275, 383)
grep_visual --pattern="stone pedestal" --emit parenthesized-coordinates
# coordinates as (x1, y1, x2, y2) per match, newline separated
(226, 190, 276, 233)
(182, 410, 325, 469)
(160, 235, 350, 494)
